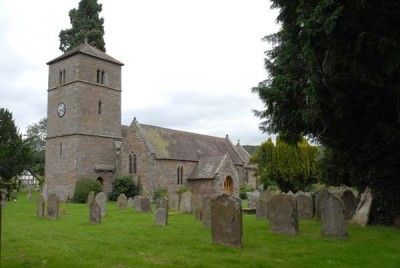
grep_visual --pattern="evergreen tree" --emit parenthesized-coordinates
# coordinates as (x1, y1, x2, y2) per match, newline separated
(253, 1, 400, 224)
(59, 0, 106, 52)
(25, 118, 47, 177)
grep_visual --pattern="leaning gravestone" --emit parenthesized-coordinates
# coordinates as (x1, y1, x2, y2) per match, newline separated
(36, 194, 46, 217)
(87, 191, 95, 207)
(47, 193, 60, 220)
(256, 190, 278, 219)
(268, 194, 298, 235)
(247, 191, 260, 209)
(180, 191, 192, 213)
(117, 193, 128, 209)
(315, 188, 330, 219)
(127, 197, 133, 208)
(351, 187, 372, 226)
(296, 193, 313, 220)
(133, 196, 141, 211)
(168, 193, 179, 210)
(202, 196, 212, 227)
(155, 208, 168, 226)
(140, 196, 151, 212)
(89, 199, 101, 224)
(211, 194, 242, 248)
(320, 194, 347, 238)
(95, 192, 106, 217)
(341, 190, 359, 221)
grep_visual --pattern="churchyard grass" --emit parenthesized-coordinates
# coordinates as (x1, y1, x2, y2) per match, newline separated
(2, 193, 400, 267)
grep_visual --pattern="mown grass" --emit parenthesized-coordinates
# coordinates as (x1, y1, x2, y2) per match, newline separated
(2, 193, 400, 267)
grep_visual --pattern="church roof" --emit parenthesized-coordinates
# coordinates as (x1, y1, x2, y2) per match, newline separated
(47, 43, 124, 66)
(235, 143, 251, 164)
(188, 155, 227, 179)
(122, 123, 244, 165)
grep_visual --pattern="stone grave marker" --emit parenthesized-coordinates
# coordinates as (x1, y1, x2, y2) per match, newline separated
(155, 208, 168, 226)
(133, 195, 141, 211)
(168, 193, 179, 210)
(268, 194, 298, 235)
(256, 190, 278, 219)
(127, 197, 133, 208)
(315, 188, 330, 219)
(36, 194, 46, 217)
(95, 192, 106, 217)
(89, 199, 101, 224)
(202, 196, 212, 227)
(156, 196, 169, 210)
(87, 191, 95, 207)
(180, 191, 192, 213)
(341, 190, 359, 221)
(47, 193, 60, 220)
(351, 187, 372, 226)
(140, 196, 151, 212)
(247, 191, 260, 209)
(211, 194, 242, 249)
(296, 193, 313, 220)
(117, 193, 128, 209)
(320, 194, 347, 238)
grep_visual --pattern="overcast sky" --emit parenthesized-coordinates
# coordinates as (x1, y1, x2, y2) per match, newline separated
(0, 0, 279, 145)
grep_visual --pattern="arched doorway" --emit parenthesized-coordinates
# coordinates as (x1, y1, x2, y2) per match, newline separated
(223, 176, 234, 194)
(97, 177, 104, 187)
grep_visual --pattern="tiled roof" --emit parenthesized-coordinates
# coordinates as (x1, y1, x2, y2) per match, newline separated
(188, 156, 226, 179)
(235, 143, 251, 164)
(47, 43, 124, 66)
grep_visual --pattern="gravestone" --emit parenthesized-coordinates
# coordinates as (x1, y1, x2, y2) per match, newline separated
(155, 208, 168, 226)
(140, 196, 151, 212)
(351, 187, 372, 226)
(127, 197, 133, 208)
(296, 194, 313, 220)
(211, 194, 242, 248)
(89, 199, 101, 224)
(36, 194, 46, 217)
(87, 191, 95, 207)
(156, 196, 169, 210)
(180, 191, 192, 213)
(247, 191, 260, 209)
(168, 193, 179, 210)
(341, 190, 359, 221)
(268, 194, 298, 235)
(133, 196, 141, 211)
(256, 190, 278, 219)
(202, 197, 212, 227)
(47, 193, 60, 220)
(95, 192, 106, 217)
(320, 194, 347, 238)
(315, 188, 330, 219)
(195, 208, 202, 220)
(191, 193, 203, 212)
(117, 193, 128, 209)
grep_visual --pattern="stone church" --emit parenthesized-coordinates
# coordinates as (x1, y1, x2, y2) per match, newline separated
(45, 43, 256, 201)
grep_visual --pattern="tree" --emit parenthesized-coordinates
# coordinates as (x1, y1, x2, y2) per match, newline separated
(0, 108, 33, 198)
(251, 137, 318, 192)
(25, 118, 47, 177)
(59, 0, 106, 52)
(253, 1, 400, 225)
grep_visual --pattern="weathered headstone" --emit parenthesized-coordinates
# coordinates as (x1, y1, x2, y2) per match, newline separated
(95, 192, 106, 217)
(117, 193, 128, 209)
(268, 194, 298, 235)
(341, 190, 359, 221)
(296, 194, 313, 220)
(87, 191, 95, 207)
(155, 208, 168, 226)
(351, 187, 372, 226)
(156, 196, 169, 210)
(202, 196, 212, 227)
(315, 188, 330, 219)
(247, 191, 260, 209)
(211, 194, 242, 248)
(168, 193, 179, 210)
(36, 194, 46, 217)
(47, 193, 60, 220)
(133, 195, 141, 211)
(191, 193, 203, 212)
(140, 196, 151, 212)
(195, 208, 202, 220)
(89, 200, 101, 224)
(180, 191, 192, 213)
(256, 190, 278, 219)
(127, 197, 133, 208)
(320, 194, 347, 238)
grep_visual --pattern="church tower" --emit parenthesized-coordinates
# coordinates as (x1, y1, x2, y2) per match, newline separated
(45, 43, 123, 200)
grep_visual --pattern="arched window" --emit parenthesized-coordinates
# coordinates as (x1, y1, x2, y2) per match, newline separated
(101, 70, 105, 84)
(59, 142, 62, 156)
(223, 176, 234, 194)
(59, 70, 63, 85)
(177, 166, 183, 184)
(129, 154, 133, 174)
(62, 69, 66, 84)
(97, 69, 100, 83)
(98, 101, 102, 114)
(180, 166, 183, 184)
(133, 154, 137, 174)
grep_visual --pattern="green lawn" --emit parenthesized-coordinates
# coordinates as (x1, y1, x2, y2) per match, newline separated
(2, 193, 400, 268)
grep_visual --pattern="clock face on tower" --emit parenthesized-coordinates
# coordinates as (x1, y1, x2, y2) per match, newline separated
(57, 102, 66, 118)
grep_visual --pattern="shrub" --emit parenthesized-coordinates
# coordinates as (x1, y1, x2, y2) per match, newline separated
(239, 185, 253, 200)
(110, 175, 141, 201)
(73, 177, 102, 203)
(176, 186, 189, 195)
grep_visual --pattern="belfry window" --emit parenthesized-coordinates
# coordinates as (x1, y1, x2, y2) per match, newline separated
(133, 154, 137, 174)
(129, 153, 137, 174)
(129, 154, 133, 174)
(97, 69, 100, 83)
(98, 101, 102, 114)
(62, 69, 66, 84)
(101, 70, 105, 84)
(59, 70, 62, 85)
